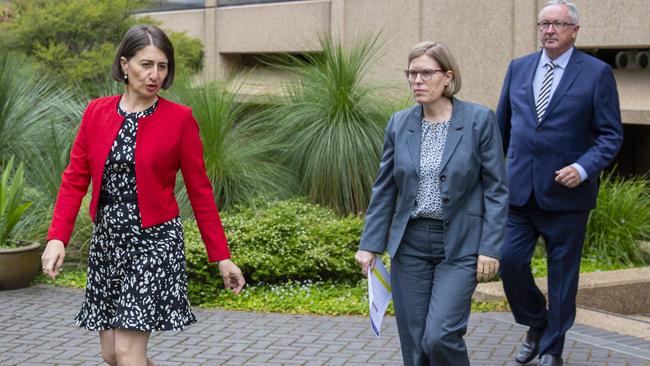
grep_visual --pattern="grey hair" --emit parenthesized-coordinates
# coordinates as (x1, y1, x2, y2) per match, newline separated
(541, 0, 580, 24)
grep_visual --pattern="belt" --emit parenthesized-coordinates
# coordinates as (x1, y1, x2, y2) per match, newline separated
(99, 193, 138, 205)
(408, 217, 444, 229)
(409, 217, 443, 223)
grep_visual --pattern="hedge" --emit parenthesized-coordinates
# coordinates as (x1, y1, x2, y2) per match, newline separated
(185, 198, 365, 303)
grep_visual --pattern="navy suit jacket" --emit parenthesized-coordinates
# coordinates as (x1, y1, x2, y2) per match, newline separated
(359, 98, 508, 260)
(496, 49, 623, 211)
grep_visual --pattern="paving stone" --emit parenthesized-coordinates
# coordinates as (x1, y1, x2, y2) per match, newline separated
(1, 285, 650, 365)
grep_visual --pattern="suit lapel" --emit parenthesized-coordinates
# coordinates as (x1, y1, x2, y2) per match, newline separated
(541, 50, 583, 124)
(439, 98, 464, 172)
(526, 51, 543, 124)
(406, 105, 423, 176)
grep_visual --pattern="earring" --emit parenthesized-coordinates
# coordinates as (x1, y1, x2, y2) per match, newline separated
(123, 70, 128, 82)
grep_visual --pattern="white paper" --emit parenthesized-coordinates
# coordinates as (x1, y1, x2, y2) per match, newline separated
(368, 258, 392, 337)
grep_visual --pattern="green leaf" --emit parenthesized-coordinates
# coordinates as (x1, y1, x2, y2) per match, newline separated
(264, 34, 396, 215)
(171, 81, 297, 212)
(0, 158, 32, 244)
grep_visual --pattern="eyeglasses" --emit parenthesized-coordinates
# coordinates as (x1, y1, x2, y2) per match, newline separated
(537, 20, 575, 31)
(404, 69, 444, 81)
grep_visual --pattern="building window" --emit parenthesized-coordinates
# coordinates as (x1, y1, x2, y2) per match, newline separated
(136, 0, 205, 13)
(218, 0, 307, 7)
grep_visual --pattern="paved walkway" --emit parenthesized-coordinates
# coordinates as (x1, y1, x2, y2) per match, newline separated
(1, 285, 649, 365)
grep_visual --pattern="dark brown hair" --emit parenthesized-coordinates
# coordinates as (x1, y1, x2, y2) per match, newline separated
(111, 24, 175, 89)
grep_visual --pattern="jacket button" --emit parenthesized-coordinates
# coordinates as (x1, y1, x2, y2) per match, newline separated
(440, 175, 446, 181)
(442, 197, 450, 204)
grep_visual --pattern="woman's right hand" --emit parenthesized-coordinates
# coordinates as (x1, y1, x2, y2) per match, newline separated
(355, 250, 377, 277)
(41, 240, 66, 280)
(218, 259, 246, 295)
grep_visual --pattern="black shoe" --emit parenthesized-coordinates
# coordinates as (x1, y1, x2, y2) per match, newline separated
(514, 327, 543, 364)
(538, 354, 563, 366)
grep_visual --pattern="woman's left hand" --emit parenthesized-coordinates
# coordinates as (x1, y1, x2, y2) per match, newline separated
(476, 255, 500, 281)
(218, 259, 246, 295)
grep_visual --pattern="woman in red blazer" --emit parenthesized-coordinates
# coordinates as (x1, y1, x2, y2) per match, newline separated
(41, 25, 245, 365)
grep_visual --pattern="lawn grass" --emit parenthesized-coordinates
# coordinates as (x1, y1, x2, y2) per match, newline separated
(35, 270, 508, 315)
(35, 256, 636, 316)
(530, 254, 634, 278)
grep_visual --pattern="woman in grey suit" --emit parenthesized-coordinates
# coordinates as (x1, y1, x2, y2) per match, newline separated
(355, 41, 508, 366)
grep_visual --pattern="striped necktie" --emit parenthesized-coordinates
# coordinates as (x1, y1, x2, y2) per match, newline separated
(536, 61, 556, 122)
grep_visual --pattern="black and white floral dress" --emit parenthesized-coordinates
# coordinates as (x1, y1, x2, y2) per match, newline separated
(75, 100, 197, 332)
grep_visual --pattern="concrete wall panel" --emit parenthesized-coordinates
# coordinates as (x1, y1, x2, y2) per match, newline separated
(342, 0, 421, 90)
(420, 0, 517, 108)
(216, 0, 330, 53)
(137, 9, 205, 41)
(144, 0, 650, 117)
(571, 0, 650, 48)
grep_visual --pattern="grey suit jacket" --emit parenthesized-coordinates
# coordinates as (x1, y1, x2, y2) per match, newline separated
(359, 98, 508, 260)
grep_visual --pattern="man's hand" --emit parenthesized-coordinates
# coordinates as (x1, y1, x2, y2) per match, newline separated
(476, 255, 499, 282)
(355, 250, 377, 277)
(554, 165, 582, 188)
(218, 259, 245, 295)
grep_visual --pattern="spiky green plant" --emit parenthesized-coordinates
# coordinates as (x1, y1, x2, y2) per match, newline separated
(0, 52, 66, 163)
(265, 35, 391, 216)
(0, 157, 32, 246)
(11, 81, 92, 249)
(584, 171, 650, 265)
(173, 81, 296, 211)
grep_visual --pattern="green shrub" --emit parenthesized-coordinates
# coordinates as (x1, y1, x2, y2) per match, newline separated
(169, 31, 203, 76)
(584, 172, 650, 265)
(530, 253, 633, 278)
(185, 198, 364, 303)
(0, 0, 204, 97)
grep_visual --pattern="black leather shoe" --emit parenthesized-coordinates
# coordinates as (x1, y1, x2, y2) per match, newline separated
(538, 354, 563, 366)
(514, 327, 543, 364)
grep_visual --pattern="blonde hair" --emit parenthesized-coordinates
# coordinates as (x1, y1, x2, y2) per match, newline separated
(407, 41, 461, 97)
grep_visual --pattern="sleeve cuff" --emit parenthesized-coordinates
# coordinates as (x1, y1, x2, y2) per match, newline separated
(571, 163, 588, 181)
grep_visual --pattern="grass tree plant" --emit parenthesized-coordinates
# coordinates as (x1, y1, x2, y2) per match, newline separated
(0, 52, 91, 248)
(172, 81, 296, 212)
(0, 53, 66, 164)
(267, 35, 390, 216)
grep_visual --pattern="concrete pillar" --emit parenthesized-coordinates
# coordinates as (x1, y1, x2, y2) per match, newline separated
(202, 0, 217, 81)
(330, 0, 345, 43)
(202, 0, 222, 82)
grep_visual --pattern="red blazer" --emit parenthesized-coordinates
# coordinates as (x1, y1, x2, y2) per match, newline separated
(48, 95, 230, 262)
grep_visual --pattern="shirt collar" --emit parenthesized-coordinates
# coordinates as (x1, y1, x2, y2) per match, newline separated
(541, 47, 574, 70)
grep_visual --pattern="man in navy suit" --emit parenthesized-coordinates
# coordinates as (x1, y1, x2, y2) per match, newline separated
(496, 1, 623, 365)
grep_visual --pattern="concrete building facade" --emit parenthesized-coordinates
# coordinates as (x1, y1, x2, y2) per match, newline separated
(140, 0, 650, 174)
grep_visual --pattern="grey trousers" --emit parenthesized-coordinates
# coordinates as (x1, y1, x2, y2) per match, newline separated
(391, 218, 477, 366)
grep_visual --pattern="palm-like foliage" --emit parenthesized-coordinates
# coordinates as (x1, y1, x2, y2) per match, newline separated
(266, 35, 389, 215)
(12, 76, 91, 247)
(0, 52, 66, 163)
(172, 82, 296, 212)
